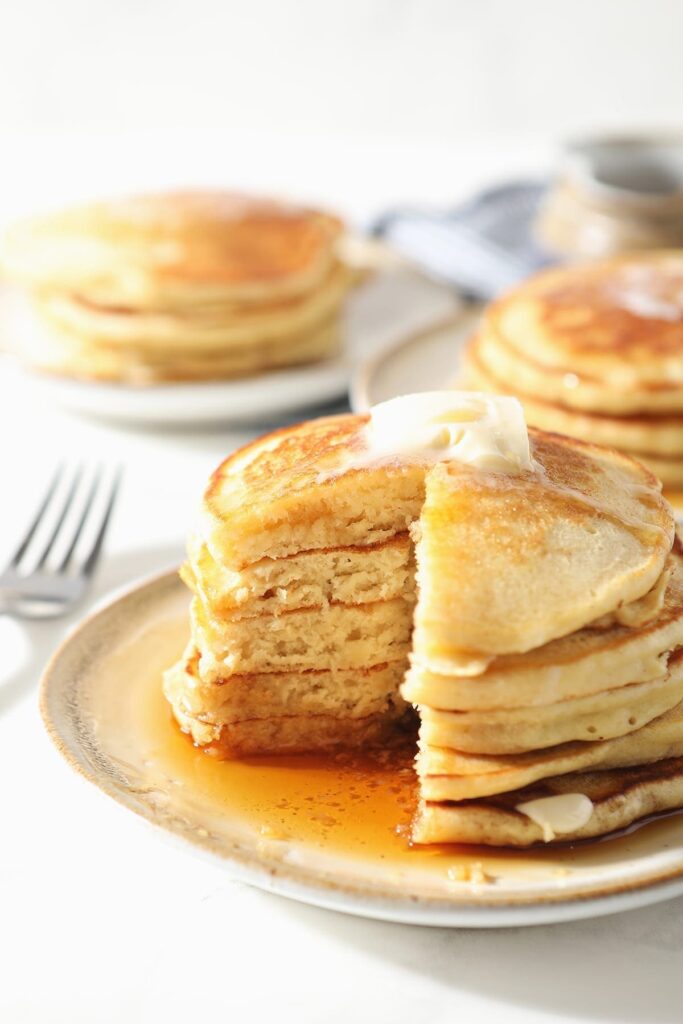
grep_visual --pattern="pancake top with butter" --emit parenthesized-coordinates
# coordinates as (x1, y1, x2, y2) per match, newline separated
(200, 412, 674, 660)
(1, 190, 344, 308)
(491, 253, 683, 387)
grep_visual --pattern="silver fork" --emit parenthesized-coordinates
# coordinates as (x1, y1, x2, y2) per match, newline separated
(0, 465, 122, 619)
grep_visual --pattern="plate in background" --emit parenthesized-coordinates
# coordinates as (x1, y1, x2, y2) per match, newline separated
(41, 570, 683, 928)
(5, 262, 459, 427)
(350, 305, 482, 413)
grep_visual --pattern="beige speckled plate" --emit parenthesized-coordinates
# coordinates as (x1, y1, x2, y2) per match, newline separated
(40, 571, 683, 927)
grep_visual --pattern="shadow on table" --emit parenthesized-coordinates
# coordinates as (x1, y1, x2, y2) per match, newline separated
(265, 891, 683, 1023)
(0, 543, 182, 717)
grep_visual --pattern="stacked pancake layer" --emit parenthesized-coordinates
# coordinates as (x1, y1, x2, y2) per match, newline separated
(1, 190, 352, 384)
(460, 254, 683, 486)
(165, 410, 683, 846)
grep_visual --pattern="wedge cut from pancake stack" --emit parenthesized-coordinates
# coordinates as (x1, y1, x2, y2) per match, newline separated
(164, 391, 683, 846)
(1, 190, 353, 384)
(163, 410, 425, 754)
(460, 253, 683, 486)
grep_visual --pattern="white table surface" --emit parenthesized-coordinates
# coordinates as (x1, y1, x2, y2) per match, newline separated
(1, 147, 683, 1024)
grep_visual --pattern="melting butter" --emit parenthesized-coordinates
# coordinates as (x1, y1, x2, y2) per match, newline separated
(366, 392, 532, 473)
(516, 793, 594, 842)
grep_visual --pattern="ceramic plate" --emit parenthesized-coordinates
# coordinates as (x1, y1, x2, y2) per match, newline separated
(6, 262, 458, 427)
(41, 571, 683, 927)
(350, 305, 482, 413)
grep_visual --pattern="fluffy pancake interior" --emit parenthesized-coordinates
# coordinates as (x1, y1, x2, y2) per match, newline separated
(184, 533, 414, 618)
(163, 645, 412, 754)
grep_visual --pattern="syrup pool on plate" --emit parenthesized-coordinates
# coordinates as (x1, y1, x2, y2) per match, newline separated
(98, 612, 683, 895)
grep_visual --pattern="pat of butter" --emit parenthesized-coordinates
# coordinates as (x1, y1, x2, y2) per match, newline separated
(366, 392, 531, 473)
(516, 793, 594, 843)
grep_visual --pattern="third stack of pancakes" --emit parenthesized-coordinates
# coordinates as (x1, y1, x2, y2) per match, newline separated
(461, 252, 683, 487)
(164, 395, 683, 846)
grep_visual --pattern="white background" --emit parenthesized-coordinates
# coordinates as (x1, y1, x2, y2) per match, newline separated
(1, 0, 683, 226)
(2, 0, 683, 140)
(2, 3, 683, 1022)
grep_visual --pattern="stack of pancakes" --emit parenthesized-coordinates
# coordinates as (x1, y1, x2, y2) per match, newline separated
(1, 190, 352, 384)
(461, 253, 683, 486)
(163, 414, 424, 753)
(165, 405, 683, 846)
(405, 436, 683, 845)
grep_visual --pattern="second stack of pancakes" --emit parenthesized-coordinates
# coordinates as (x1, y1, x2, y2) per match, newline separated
(461, 252, 683, 487)
(1, 190, 352, 384)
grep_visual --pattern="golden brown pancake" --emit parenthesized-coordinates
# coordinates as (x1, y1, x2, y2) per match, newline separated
(34, 262, 352, 350)
(474, 323, 683, 414)
(464, 341, 683, 455)
(184, 533, 414, 619)
(490, 254, 683, 387)
(9, 296, 341, 384)
(1, 190, 344, 307)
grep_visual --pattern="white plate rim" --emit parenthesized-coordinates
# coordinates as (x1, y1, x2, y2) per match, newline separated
(350, 306, 482, 414)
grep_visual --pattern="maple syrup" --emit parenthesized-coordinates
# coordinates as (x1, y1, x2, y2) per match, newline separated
(122, 629, 683, 886)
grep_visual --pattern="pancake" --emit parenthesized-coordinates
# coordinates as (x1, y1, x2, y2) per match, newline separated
(36, 261, 352, 351)
(163, 644, 411, 754)
(8, 297, 341, 384)
(1, 190, 344, 308)
(628, 451, 683, 488)
(474, 324, 683, 415)
(411, 432, 673, 671)
(418, 683, 683, 802)
(490, 254, 683, 388)
(403, 553, 683, 711)
(185, 532, 413, 619)
(202, 416, 673, 590)
(192, 595, 414, 678)
(419, 665, 683, 754)
(413, 755, 683, 847)
(201, 415, 427, 568)
(465, 342, 683, 456)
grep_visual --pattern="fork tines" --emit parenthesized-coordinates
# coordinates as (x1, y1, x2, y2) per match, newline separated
(7, 464, 122, 578)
